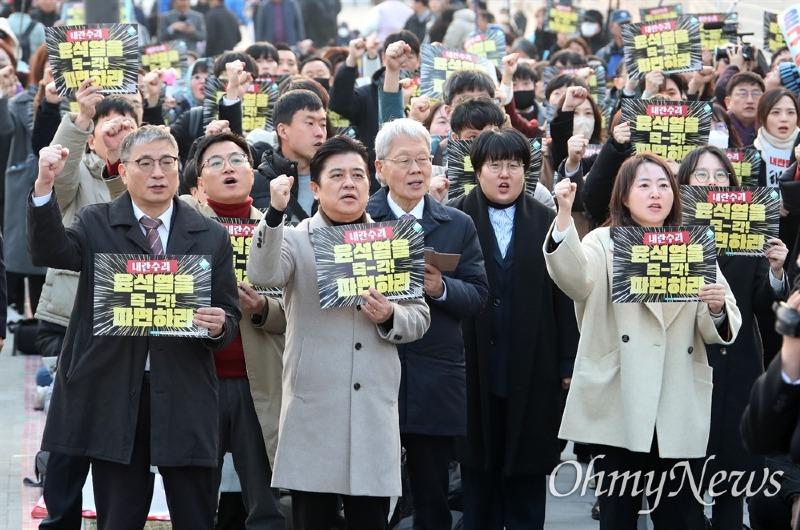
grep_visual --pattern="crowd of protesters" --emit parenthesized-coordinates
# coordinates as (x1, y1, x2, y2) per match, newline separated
(2, 0, 800, 529)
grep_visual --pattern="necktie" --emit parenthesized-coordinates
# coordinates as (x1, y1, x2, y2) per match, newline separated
(400, 213, 416, 221)
(140, 216, 164, 255)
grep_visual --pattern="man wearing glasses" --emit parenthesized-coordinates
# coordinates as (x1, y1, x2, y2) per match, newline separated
(724, 72, 766, 147)
(368, 118, 488, 530)
(183, 132, 287, 528)
(28, 125, 240, 529)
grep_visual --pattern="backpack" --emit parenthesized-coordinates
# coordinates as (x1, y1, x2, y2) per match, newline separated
(18, 19, 38, 64)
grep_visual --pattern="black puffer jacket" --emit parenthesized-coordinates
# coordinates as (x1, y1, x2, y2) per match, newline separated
(329, 65, 384, 193)
(253, 143, 317, 221)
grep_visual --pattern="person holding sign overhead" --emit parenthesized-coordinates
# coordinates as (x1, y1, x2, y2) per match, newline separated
(367, 118, 488, 530)
(545, 154, 741, 530)
(27, 126, 241, 530)
(675, 145, 788, 529)
(247, 135, 430, 530)
(448, 128, 578, 530)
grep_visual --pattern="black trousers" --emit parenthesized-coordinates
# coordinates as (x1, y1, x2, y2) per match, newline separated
(216, 377, 285, 529)
(91, 374, 217, 530)
(39, 452, 89, 530)
(291, 491, 389, 530)
(593, 441, 706, 530)
(400, 433, 453, 530)
(461, 396, 546, 530)
(748, 487, 793, 530)
(38, 322, 88, 530)
(7, 272, 44, 314)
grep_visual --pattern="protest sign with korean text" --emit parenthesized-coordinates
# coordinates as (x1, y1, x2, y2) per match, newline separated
(695, 13, 738, 51)
(46, 24, 139, 97)
(640, 5, 683, 22)
(725, 148, 762, 186)
(446, 138, 542, 200)
(215, 218, 281, 296)
(419, 44, 496, 101)
(680, 186, 780, 256)
(142, 40, 187, 77)
(203, 75, 280, 133)
(311, 220, 425, 309)
(544, 0, 582, 35)
(621, 98, 712, 162)
(49, 24, 138, 94)
(623, 16, 702, 79)
(765, 12, 787, 53)
(93, 253, 211, 337)
(611, 226, 716, 303)
(464, 29, 506, 68)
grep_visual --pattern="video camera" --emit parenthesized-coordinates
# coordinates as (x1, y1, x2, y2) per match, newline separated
(775, 274, 800, 337)
(703, 20, 755, 62)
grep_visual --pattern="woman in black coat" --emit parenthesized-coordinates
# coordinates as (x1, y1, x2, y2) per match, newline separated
(677, 146, 789, 529)
(449, 129, 578, 530)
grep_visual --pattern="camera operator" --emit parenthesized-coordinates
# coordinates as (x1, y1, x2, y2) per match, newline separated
(742, 288, 800, 462)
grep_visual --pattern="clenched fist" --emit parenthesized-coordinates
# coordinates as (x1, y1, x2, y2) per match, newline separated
(101, 116, 137, 163)
(270, 174, 295, 211)
(35, 145, 70, 197)
(553, 178, 577, 230)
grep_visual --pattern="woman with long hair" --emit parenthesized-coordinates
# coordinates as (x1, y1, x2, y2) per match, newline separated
(676, 145, 788, 529)
(544, 153, 742, 530)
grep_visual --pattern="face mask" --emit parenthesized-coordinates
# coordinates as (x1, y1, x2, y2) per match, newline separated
(573, 115, 595, 139)
(513, 90, 536, 110)
(581, 22, 601, 38)
(314, 78, 330, 91)
(708, 129, 729, 149)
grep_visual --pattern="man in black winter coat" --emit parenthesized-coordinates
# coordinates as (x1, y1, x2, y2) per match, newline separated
(251, 89, 326, 220)
(329, 30, 420, 192)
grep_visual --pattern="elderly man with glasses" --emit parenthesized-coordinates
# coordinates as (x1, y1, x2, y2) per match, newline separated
(368, 118, 488, 530)
(27, 125, 240, 529)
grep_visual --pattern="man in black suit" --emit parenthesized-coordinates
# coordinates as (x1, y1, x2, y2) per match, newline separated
(368, 117, 488, 529)
(27, 125, 240, 530)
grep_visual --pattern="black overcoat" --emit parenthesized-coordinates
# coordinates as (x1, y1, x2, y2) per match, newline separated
(28, 192, 240, 466)
(451, 188, 578, 476)
(368, 190, 488, 436)
(707, 255, 784, 474)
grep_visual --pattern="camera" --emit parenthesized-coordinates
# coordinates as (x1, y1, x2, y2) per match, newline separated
(775, 274, 800, 337)
(715, 43, 754, 63)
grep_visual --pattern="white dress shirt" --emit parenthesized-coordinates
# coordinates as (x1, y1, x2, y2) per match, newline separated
(488, 204, 516, 259)
(386, 192, 446, 301)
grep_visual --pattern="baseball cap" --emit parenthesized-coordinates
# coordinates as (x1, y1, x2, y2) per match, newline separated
(611, 10, 632, 25)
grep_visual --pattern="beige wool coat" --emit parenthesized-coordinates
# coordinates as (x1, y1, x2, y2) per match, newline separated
(246, 211, 431, 496)
(180, 196, 285, 465)
(543, 223, 742, 458)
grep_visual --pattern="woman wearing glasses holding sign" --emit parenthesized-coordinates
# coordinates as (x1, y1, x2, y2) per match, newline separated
(675, 146, 788, 528)
(545, 153, 741, 530)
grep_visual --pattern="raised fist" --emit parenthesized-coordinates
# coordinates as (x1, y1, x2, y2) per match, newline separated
(35, 144, 70, 196)
(270, 174, 295, 211)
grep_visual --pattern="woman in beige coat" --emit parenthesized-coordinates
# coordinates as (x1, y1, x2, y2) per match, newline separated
(247, 136, 430, 529)
(544, 153, 742, 530)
